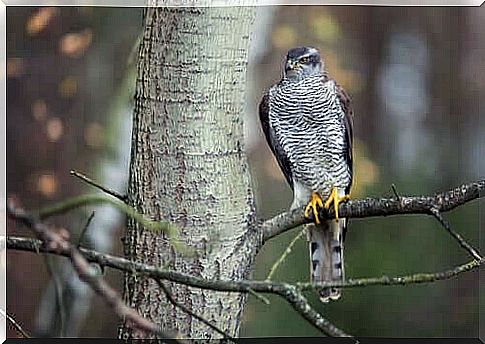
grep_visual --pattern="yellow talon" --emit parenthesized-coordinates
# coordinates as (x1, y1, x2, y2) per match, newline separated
(323, 187, 350, 222)
(304, 192, 324, 224)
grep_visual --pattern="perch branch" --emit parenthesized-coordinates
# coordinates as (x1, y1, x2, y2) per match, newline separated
(262, 180, 484, 243)
(6, 180, 483, 338)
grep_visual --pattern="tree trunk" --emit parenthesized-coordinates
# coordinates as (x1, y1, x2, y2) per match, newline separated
(120, 7, 257, 339)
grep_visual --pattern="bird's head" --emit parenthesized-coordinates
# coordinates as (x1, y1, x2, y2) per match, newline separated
(284, 46, 323, 81)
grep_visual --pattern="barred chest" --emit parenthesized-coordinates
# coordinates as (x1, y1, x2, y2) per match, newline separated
(268, 76, 350, 193)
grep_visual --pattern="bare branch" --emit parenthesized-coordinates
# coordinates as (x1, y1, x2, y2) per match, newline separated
(8, 234, 483, 337)
(297, 258, 483, 291)
(429, 208, 482, 261)
(70, 170, 127, 202)
(262, 180, 484, 243)
(391, 183, 400, 201)
(6, 202, 182, 340)
(6, 180, 483, 338)
(30, 193, 189, 254)
(77, 210, 96, 248)
(266, 228, 305, 281)
(247, 288, 270, 305)
(274, 286, 351, 337)
(0, 309, 31, 338)
(9, 235, 482, 292)
(156, 280, 237, 341)
(6, 236, 350, 337)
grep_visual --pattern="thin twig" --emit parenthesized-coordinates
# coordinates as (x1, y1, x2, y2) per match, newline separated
(266, 228, 305, 281)
(297, 258, 484, 291)
(391, 183, 400, 201)
(156, 280, 237, 341)
(0, 308, 31, 338)
(78, 211, 96, 248)
(247, 288, 270, 305)
(274, 285, 351, 337)
(70, 170, 127, 202)
(35, 194, 167, 232)
(43, 254, 66, 337)
(429, 207, 482, 261)
(31, 193, 191, 255)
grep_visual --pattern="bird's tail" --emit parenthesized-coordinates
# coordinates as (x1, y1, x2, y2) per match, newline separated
(308, 219, 346, 302)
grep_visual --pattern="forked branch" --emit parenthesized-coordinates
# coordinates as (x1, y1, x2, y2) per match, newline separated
(6, 201, 185, 341)
(6, 179, 484, 338)
(262, 180, 484, 245)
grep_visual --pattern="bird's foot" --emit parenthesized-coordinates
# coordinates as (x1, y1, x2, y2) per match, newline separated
(304, 192, 324, 224)
(323, 187, 350, 222)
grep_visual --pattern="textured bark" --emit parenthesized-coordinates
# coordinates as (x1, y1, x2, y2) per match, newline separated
(120, 7, 257, 339)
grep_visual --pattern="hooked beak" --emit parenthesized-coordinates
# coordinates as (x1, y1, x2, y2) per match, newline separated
(285, 59, 300, 72)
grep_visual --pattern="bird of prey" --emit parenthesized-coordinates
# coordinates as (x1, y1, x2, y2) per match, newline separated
(259, 46, 353, 302)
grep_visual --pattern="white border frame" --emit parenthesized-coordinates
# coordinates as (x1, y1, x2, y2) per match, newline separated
(0, 2, 482, 342)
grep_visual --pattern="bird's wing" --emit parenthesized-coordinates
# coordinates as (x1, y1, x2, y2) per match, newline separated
(259, 90, 294, 190)
(335, 82, 353, 194)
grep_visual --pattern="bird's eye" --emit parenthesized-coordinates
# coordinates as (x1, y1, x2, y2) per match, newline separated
(300, 57, 310, 64)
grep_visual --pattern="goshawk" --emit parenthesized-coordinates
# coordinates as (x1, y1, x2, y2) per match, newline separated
(259, 46, 353, 302)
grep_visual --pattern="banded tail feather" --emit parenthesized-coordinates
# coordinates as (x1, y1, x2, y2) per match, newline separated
(308, 218, 346, 302)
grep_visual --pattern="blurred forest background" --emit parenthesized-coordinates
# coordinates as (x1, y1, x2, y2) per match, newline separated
(6, 6, 484, 338)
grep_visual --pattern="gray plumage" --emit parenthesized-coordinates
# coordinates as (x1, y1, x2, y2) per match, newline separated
(260, 46, 353, 302)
